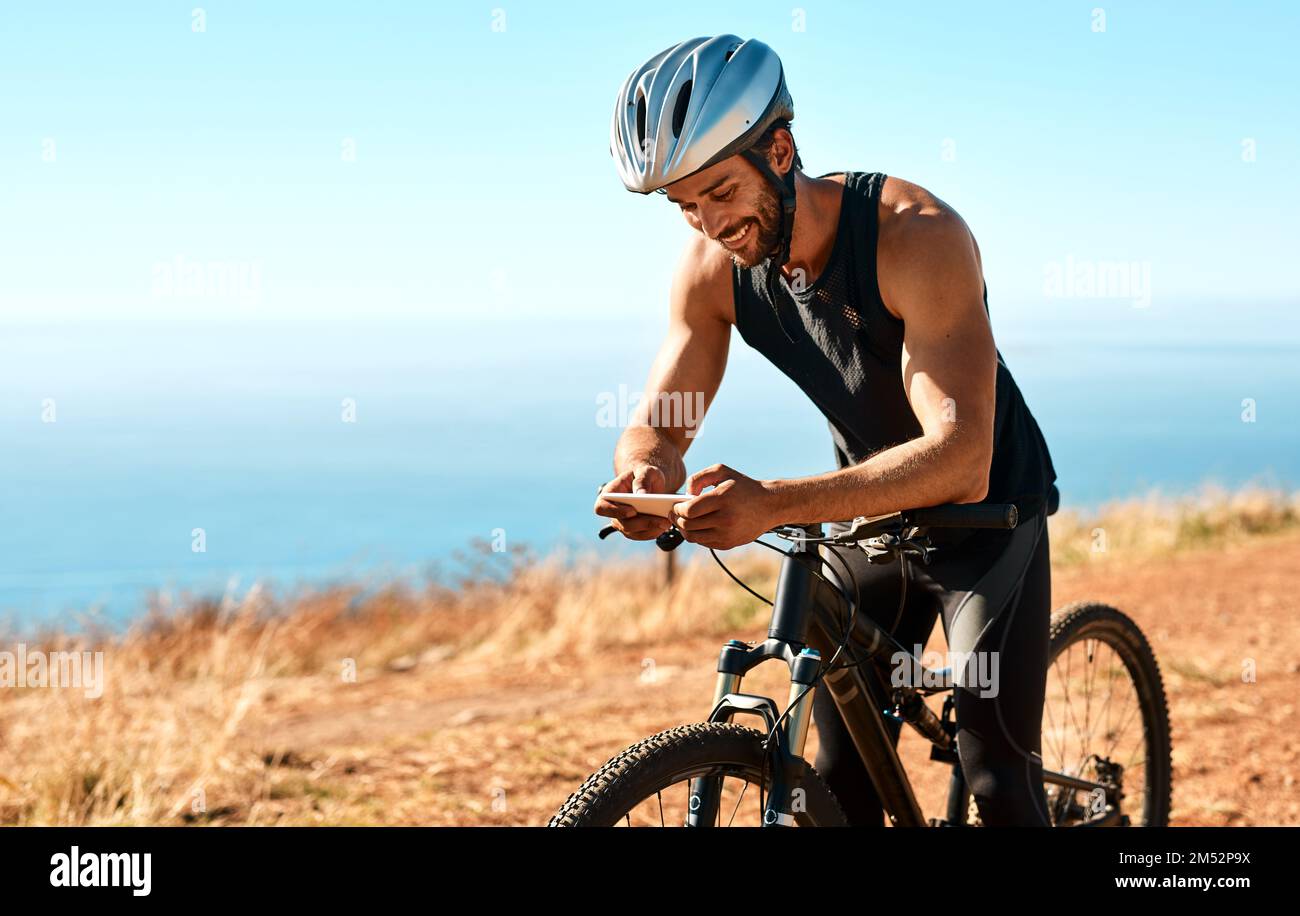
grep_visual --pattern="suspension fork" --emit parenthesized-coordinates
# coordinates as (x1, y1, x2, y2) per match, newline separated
(686, 528, 823, 827)
(764, 649, 821, 826)
(687, 642, 822, 826)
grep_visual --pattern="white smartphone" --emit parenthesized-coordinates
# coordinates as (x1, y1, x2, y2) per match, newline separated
(602, 492, 690, 518)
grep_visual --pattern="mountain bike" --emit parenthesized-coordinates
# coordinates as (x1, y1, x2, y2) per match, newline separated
(549, 500, 1173, 827)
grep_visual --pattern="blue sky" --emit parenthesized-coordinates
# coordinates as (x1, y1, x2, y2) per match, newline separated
(1, 1, 1296, 328)
(2, 3, 1298, 620)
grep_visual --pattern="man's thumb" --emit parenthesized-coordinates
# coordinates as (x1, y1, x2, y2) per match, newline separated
(632, 466, 662, 494)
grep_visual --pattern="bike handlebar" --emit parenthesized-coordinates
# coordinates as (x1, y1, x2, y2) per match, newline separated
(597, 502, 1019, 551)
(901, 502, 1018, 530)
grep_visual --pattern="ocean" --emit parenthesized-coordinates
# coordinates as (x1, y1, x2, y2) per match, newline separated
(3, 306, 1298, 628)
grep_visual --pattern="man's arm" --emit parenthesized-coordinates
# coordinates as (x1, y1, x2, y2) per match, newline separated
(764, 197, 995, 520)
(673, 187, 997, 545)
(595, 236, 733, 539)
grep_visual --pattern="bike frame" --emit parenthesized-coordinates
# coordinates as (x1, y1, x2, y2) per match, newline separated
(692, 524, 1122, 827)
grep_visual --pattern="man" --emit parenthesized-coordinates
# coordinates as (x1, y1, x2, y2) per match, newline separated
(595, 35, 1059, 826)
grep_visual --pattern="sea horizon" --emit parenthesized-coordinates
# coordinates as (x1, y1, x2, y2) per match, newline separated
(4, 305, 1298, 628)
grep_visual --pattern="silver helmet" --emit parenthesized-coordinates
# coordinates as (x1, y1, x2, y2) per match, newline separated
(610, 35, 794, 194)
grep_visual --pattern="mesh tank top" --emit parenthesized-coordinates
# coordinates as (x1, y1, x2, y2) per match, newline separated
(731, 171, 1057, 514)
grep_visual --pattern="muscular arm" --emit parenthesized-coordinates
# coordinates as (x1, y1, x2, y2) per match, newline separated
(615, 236, 732, 486)
(763, 188, 996, 522)
(596, 237, 733, 538)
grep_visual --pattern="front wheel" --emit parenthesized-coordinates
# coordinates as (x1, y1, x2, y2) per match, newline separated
(549, 722, 849, 827)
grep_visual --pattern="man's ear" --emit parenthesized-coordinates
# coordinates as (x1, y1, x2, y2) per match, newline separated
(769, 127, 797, 174)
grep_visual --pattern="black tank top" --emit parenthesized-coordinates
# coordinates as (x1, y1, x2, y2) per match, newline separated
(731, 171, 1057, 515)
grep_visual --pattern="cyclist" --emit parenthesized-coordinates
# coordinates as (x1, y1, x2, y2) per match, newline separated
(595, 35, 1059, 826)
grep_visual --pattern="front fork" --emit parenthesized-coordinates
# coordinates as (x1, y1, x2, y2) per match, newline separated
(686, 643, 821, 827)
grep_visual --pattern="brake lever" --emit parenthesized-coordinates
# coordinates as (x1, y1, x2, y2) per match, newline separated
(899, 535, 934, 565)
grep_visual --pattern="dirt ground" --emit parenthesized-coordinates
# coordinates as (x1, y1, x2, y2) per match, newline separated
(232, 529, 1300, 826)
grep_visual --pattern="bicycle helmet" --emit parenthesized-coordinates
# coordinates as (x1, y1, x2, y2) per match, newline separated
(610, 35, 798, 271)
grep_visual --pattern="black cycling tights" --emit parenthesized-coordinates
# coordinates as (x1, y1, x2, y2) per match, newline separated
(811, 510, 1053, 827)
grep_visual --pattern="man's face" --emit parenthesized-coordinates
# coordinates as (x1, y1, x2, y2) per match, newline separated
(663, 156, 781, 268)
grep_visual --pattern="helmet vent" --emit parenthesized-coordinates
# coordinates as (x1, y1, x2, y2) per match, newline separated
(635, 92, 647, 149)
(670, 80, 692, 138)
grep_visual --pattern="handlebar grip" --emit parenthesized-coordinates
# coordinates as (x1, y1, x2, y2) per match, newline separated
(904, 503, 1019, 530)
(598, 525, 685, 552)
(656, 528, 684, 552)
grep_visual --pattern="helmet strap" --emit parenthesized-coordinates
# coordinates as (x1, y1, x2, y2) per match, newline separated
(740, 148, 797, 267)
(741, 148, 800, 343)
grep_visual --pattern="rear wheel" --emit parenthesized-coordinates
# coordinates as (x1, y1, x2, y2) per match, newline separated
(1040, 602, 1173, 826)
(549, 722, 849, 827)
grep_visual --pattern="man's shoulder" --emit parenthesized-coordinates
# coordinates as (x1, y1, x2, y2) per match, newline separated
(874, 176, 983, 321)
(878, 175, 968, 236)
(876, 176, 975, 269)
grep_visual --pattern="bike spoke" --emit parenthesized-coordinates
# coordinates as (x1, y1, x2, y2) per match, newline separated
(727, 780, 749, 827)
(1054, 647, 1090, 770)
(1106, 687, 1144, 760)
(1082, 639, 1099, 756)
(1095, 644, 1120, 749)
(1042, 679, 1068, 770)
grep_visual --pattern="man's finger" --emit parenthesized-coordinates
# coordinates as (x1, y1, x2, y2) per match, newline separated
(595, 471, 638, 517)
(672, 493, 721, 523)
(595, 499, 637, 519)
(618, 517, 670, 539)
(687, 464, 733, 495)
(601, 470, 635, 493)
(631, 466, 666, 494)
(676, 512, 722, 534)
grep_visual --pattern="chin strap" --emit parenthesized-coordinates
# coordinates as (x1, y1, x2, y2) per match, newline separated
(740, 149, 796, 267)
(741, 148, 800, 343)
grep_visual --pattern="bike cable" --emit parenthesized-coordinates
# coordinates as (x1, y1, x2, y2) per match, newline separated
(707, 536, 916, 822)
(708, 540, 859, 816)
(707, 538, 909, 777)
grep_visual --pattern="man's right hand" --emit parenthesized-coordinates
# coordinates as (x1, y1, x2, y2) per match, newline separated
(594, 466, 672, 540)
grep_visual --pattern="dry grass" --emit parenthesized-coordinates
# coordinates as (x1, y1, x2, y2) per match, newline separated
(0, 486, 1296, 825)
(1048, 484, 1300, 565)
(0, 549, 777, 825)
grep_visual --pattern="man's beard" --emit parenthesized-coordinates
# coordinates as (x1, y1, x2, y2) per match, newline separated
(719, 182, 782, 269)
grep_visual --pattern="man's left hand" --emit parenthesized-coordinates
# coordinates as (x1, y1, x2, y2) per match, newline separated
(669, 464, 780, 550)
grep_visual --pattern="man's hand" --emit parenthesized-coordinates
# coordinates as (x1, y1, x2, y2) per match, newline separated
(594, 465, 672, 540)
(669, 464, 778, 550)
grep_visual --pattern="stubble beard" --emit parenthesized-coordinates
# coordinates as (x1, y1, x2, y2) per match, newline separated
(722, 183, 782, 269)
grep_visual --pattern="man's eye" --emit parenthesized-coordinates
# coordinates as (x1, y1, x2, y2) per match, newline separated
(713, 187, 735, 201)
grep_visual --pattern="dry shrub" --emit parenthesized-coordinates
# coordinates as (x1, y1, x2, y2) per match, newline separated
(1049, 484, 1300, 565)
